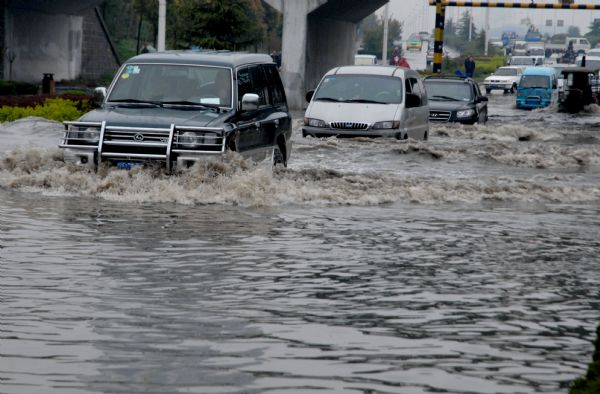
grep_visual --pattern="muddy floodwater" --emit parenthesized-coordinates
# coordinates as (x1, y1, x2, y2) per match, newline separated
(1, 94, 600, 394)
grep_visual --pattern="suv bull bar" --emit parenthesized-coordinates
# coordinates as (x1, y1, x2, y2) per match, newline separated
(59, 121, 228, 172)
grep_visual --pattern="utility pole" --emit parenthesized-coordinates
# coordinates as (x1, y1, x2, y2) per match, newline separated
(157, 0, 167, 52)
(484, 6, 489, 55)
(382, 3, 389, 65)
(468, 10, 472, 41)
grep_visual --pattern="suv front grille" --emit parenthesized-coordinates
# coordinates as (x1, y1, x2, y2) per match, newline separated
(330, 122, 369, 130)
(429, 110, 451, 122)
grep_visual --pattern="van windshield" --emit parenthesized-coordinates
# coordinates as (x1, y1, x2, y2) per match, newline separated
(520, 75, 550, 88)
(108, 64, 233, 107)
(314, 74, 403, 104)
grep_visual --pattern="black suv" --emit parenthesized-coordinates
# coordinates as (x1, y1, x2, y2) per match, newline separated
(59, 51, 292, 171)
(423, 76, 488, 125)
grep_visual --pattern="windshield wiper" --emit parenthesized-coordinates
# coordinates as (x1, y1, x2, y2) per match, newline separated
(315, 97, 342, 102)
(160, 100, 223, 111)
(343, 98, 387, 104)
(110, 98, 163, 107)
(430, 95, 461, 101)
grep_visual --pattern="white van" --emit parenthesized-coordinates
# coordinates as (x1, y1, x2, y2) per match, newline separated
(302, 65, 429, 140)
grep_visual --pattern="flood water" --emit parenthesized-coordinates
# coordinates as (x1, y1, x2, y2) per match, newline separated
(1, 94, 600, 394)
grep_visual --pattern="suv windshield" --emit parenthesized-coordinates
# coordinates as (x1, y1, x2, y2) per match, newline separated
(314, 74, 403, 104)
(424, 81, 473, 101)
(108, 64, 233, 107)
(495, 68, 518, 76)
(520, 75, 550, 88)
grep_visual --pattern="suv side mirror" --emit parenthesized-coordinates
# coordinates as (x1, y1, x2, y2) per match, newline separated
(241, 93, 259, 112)
(306, 90, 315, 103)
(405, 93, 421, 108)
(477, 96, 489, 103)
(93, 87, 107, 106)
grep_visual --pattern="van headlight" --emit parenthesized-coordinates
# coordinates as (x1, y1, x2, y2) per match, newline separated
(372, 121, 400, 129)
(304, 118, 326, 128)
(456, 109, 475, 118)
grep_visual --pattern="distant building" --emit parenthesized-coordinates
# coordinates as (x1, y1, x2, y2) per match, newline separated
(1, 0, 120, 83)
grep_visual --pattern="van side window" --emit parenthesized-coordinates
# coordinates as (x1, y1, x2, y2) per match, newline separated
(405, 78, 413, 94)
(407, 77, 426, 106)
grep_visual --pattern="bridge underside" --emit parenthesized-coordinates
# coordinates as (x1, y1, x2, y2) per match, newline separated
(2, 0, 118, 83)
(267, 0, 388, 109)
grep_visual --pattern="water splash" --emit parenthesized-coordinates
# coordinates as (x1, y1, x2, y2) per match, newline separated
(1, 147, 599, 206)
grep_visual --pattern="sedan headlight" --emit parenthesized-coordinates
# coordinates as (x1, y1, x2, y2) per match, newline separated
(456, 109, 475, 118)
(372, 121, 400, 129)
(304, 118, 326, 128)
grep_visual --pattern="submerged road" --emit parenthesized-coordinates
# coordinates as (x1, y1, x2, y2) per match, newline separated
(1, 93, 600, 393)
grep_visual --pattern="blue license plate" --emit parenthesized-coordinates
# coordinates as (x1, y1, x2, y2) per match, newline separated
(116, 161, 140, 170)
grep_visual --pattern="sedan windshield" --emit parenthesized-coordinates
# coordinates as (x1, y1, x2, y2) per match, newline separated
(520, 75, 550, 88)
(495, 68, 518, 76)
(424, 81, 473, 101)
(108, 64, 233, 107)
(314, 74, 403, 104)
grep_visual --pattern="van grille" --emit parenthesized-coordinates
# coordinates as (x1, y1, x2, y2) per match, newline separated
(330, 122, 369, 130)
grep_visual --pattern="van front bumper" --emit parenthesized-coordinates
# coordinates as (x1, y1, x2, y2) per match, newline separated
(516, 98, 551, 109)
(302, 126, 402, 139)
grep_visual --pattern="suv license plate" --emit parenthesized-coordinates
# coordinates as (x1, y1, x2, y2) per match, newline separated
(116, 161, 140, 170)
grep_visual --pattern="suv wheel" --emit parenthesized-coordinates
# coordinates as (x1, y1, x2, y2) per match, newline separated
(510, 84, 516, 94)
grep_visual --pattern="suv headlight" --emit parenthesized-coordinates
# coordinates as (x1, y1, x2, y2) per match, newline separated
(70, 127, 99, 143)
(456, 109, 475, 118)
(372, 121, 400, 129)
(304, 118, 326, 128)
(179, 131, 205, 148)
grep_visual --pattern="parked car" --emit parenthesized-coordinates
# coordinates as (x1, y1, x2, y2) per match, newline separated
(406, 35, 423, 51)
(516, 66, 558, 109)
(424, 76, 488, 125)
(484, 66, 525, 94)
(302, 65, 429, 140)
(59, 51, 293, 171)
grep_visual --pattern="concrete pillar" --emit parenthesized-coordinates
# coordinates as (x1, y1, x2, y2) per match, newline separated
(278, 0, 324, 110)
(4, 7, 83, 82)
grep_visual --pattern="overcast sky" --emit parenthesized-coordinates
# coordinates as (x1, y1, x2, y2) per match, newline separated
(378, 0, 600, 37)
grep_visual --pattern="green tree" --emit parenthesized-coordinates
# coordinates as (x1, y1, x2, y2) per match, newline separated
(567, 25, 581, 37)
(359, 15, 403, 60)
(172, 0, 266, 50)
(585, 19, 600, 47)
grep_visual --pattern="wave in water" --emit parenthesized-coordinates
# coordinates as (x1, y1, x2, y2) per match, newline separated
(1, 148, 599, 206)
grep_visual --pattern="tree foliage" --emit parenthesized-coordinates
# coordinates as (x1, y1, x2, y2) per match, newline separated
(100, 0, 281, 59)
(358, 14, 403, 60)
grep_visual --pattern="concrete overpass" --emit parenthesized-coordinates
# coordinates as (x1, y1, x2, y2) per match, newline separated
(265, 0, 388, 109)
(1, 0, 120, 83)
